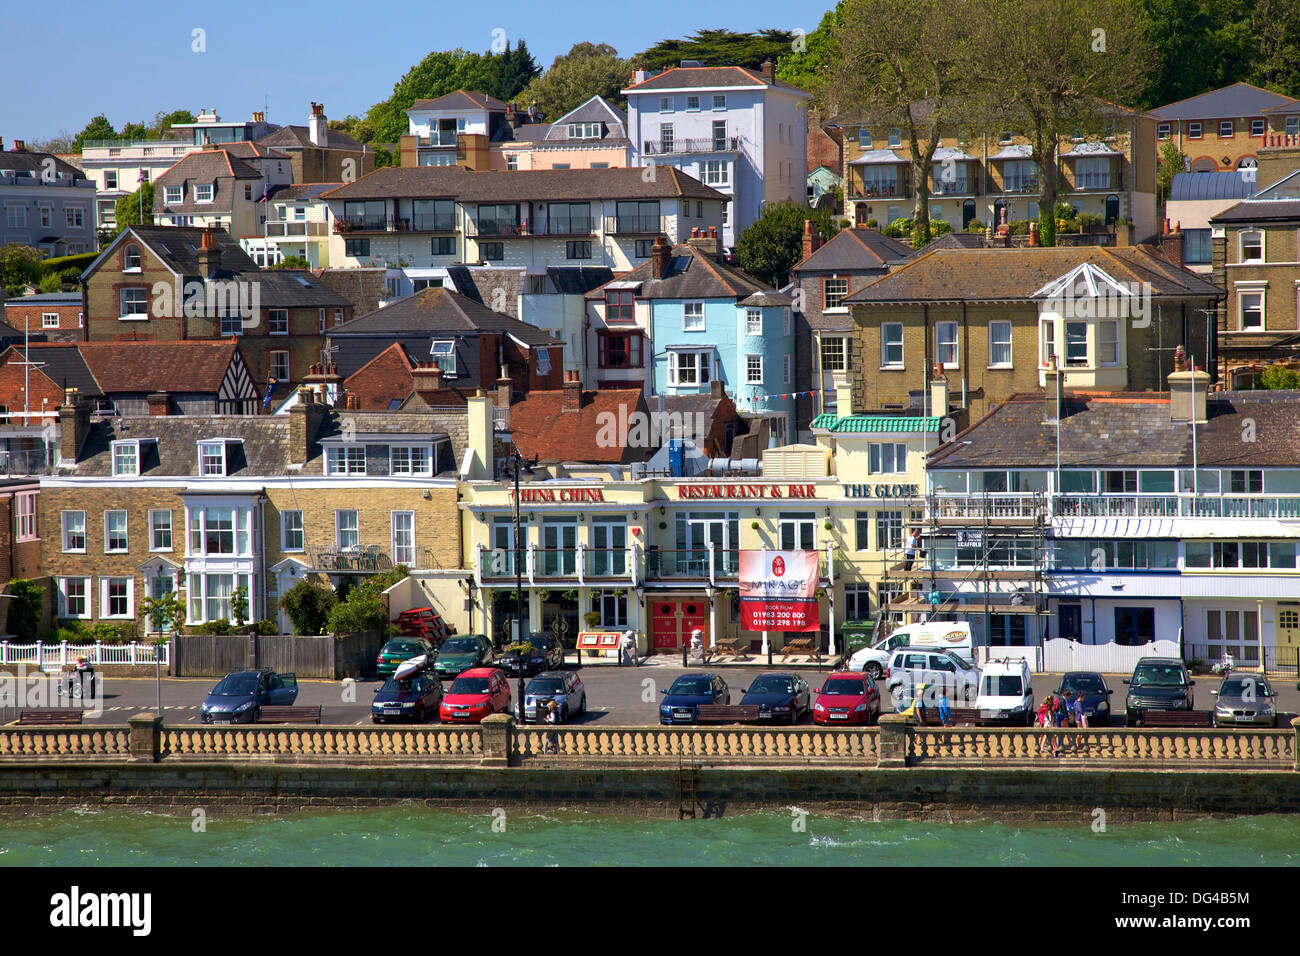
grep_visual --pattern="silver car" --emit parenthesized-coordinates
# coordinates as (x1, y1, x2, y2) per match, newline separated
(1211, 674, 1277, 727)
(522, 671, 587, 723)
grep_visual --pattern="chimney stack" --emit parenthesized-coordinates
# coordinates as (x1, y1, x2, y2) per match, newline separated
(562, 369, 583, 412)
(1044, 355, 1061, 422)
(305, 360, 344, 406)
(12, 140, 25, 152)
(1163, 221, 1184, 269)
(147, 392, 172, 416)
(308, 101, 329, 148)
(289, 387, 328, 464)
(835, 381, 853, 419)
(686, 233, 721, 259)
(196, 227, 219, 278)
(801, 219, 823, 260)
(1028, 221, 1040, 247)
(495, 365, 513, 411)
(650, 234, 672, 279)
(930, 363, 949, 415)
(1114, 220, 1132, 247)
(58, 388, 91, 465)
(760, 59, 774, 83)
(411, 359, 446, 402)
(1167, 345, 1209, 424)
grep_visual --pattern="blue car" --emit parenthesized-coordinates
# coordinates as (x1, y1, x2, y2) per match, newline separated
(659, 673, 728, 724)
(740, 673, 811, 723)
(200, 668, 298, 724)
(1058, 671, 1114, 726)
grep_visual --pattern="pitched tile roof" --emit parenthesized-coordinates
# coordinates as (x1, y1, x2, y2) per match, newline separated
(342, 342, 416, 410)
(1210, 198, 1300, 224)
(793, 228, 913, 274)
(108, 225, 259, 276)
(508, 388, 650, 463)
(67, 339, 246, 393)
(844, 246, 1223, 303)
(155, 148, 262, 185)
(320, 165, 725, 202)
(407, 90, 509, 112)
(1151, 82, 1299, 120)
(330, 287, 560, 347)
(257, 125, 364, 151)
(217, 142, 291, 161)
(585, 243, 775, 301)
(0, 343, 99, 397)
(926, 390, 1300, 469)
(0, 150, 84, 178)
(623, 66, 808, 96)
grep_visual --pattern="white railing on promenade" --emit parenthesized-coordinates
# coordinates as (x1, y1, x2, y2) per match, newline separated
(0, 641, 168, 668)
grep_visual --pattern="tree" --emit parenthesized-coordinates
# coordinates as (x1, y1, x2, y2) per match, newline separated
(824, 0, 981, 244)
(633, 29, 795, 71)
(3, 580, 43, 642)
(150, 109, 195, 136)
(272, 255, 311, 270)
(70, 114, 118, 152)
(516, 42, 631, 119)
(278, 579, 338, 636)
(1156, 140, 1189, 206)
(972, 0, 1154, 246)
(114, 181, 155, 233)
(0, 245, 42, 296)
(30, 131, 75, 154)
(736, 201, 841, 287)
(774, 3, 847, 96)
(481, 39, 541, 102)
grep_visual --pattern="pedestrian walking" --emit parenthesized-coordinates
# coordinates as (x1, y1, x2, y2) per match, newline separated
(1036, 696, 1053, 756)
(1053, 691, 1071, 754)
(937, 687, 952, 727)
(543, 699, 560, 754)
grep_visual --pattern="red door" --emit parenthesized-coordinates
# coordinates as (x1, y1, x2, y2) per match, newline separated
(680, 601, 708, 648)
(651, 602, 680, 650)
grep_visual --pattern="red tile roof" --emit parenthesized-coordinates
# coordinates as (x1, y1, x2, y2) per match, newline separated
(508, 388, 649, 463)
(342, 342, 415, 411)
(39, 339, 247, 394)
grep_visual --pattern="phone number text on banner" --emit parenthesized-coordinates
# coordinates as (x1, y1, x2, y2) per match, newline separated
(740, 599, 820, 631)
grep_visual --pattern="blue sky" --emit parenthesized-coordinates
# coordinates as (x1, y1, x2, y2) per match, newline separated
(5, 0, 822, 143)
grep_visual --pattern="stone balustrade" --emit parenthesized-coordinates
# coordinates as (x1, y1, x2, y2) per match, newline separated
(0, 727, 131, 759)
(160, 725, 484, 760)
(512, 724, 878, 764)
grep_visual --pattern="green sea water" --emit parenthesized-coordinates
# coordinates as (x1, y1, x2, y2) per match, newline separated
(1, 809, 1298, 865)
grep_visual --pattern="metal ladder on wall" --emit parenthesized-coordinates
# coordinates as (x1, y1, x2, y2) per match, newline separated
(676, 754, 700, 819)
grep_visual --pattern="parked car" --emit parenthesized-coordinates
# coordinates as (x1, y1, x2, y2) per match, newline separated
(812, 672, 881, 725)
(740, 673, 810, 723)
(521, 671, 587, 723)
(847, 621, 976, 679)
(975, 658, 1035, 725)
(659, 673, 729, 724)
(439, 667, 512, 723)
(1057, 671, 1114, 726)
(886, 648, 980, 711)
(1211, 674, 1277, 728)
(1124, 658, 1195, 725)
(433, 634, 493, 681)
(376, 637, 436, 679)
(372, 668, 444, 723)
(200, 669, 298, 724)
(494, 633, 565, 677)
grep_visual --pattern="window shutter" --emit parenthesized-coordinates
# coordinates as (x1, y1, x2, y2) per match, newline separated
(668, 350, 678, 384)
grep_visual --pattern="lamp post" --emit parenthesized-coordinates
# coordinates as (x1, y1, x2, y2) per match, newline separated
(497, 431, 537, 655)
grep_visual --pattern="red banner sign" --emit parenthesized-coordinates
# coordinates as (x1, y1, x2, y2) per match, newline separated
(738, 550, 820, 632)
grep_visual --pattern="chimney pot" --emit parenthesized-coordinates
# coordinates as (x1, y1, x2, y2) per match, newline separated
(650, 235, 672, 279)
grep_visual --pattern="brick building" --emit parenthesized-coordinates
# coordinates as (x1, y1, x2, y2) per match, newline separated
(4, 292, 82, 342)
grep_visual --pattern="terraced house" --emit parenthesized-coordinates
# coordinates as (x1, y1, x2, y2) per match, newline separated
(41, 388, 463, 635)
(0, 143, 96, 257)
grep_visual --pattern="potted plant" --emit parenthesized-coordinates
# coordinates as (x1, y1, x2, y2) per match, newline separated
(823, 519, 833, 531)
(751, 520, 760, 530)
(584, 611, 602, 628)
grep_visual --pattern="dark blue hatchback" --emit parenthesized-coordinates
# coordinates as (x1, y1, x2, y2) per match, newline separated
(659, 673, 728, 724)
(1057, 671, 1114, 726)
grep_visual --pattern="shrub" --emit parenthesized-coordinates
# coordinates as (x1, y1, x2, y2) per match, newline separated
(965, 219, 985, 234)
(4, 579, 44, 641)
(1261, 365, 1300, 390)
(881, 216, 913, 238)
(255, 618, 278, 635)
(88, 621, 135, 644)
(279, 580, 337, 636)
(1007, 219, 1032, 236)
(36, 251, 96, 278)
(190, 619, 231, 636)
(866, 219, 879, 228)
(325, 565, 410, 636)
(1078, 212, 1104, 229)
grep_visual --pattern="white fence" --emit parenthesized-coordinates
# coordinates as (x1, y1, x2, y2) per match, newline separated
(1039, 638, 1179, 674)
(0, 641, 169, 668)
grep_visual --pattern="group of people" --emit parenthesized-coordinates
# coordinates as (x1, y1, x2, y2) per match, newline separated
(1036, 691, 1088, 756)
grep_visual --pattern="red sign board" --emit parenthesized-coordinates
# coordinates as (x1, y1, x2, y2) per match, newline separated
(738, 550, 820, 632)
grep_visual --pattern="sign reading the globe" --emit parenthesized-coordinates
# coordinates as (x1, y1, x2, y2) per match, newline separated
(738, 550, 820, 632)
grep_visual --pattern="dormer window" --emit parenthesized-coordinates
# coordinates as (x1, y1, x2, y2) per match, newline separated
(199, 440, 226, 476)
(326, 446, 366, 475)
(112, 440, 139, 477)
(164, 186, 182, 205)
(194, 184, 214, 203)
(123, 244, 142, 271)
(390, 446, 432, 475)
(430, 340, 456, 375)
(567, 122, 601, 139)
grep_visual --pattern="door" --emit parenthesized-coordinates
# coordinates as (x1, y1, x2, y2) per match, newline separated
(542, 519, 577, 575)
(651, 601, 680, 650)
(1059, 604, 1082, 641)
(1277, 603, 1300, 672)
(145, 574, 176, 635)
(1104, 194, 1120, 224)
(269, 673, 298, 705)
(650, 600, 710, 650)
(591, 520, 627, 576)
(962, 199, 976, 229)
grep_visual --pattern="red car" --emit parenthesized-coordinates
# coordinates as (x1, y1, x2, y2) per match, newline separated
(812, 671, 881, 725)
(439, 667, 512, 723)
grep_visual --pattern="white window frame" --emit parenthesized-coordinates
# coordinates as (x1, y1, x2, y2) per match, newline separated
(745, 354, 763, 385)
(935, 321, 959, 369)
(712, 95, 726, 110)
(1099, 320, 1120, 366)
(858, 129, 873, 149)
(1040, 317, 1057, 367)
(119, 287, 148, 320)
(1219, 120, 1235, 138)
(390, 445, 432, 476)
(702, 160, 729, 186)
(989, 321, 1012, 367)
(881, 323, 903, 368)
(104, 510, 129, 553)
(58, 577, 92, 620)
(686, 96, 700, 112)
(194, 183, 214, 203)
(326, 446, 366, 476)
(1287, 116, 1300, 137)
(61, 511, 86, 553)
(336, 509, 360, 550)
(66, 207, 84, 228)
(150, 510, 172, 552)
(430, 339, 457, 375)
(100, 577, 134, 619)
(111, 440, 139, 477)
(281, 510, 305, 552)
(659, 97, 673, 113)
(392, 511, 416, 566)
(745, 308, 762, 336)
(40, 311, 59, 329)
(1239, 290, 1265, 331)
(15, 492, 37, 542)
(869, 442, 907, 475)
(1157, 123, 1170, 139)
(199, 441, 227, 477)
(164, 186, 182, 204)
(1251, 118, 1266, 137)
(821, 336, 848, 371)
(270, 350, 290, 383)
(682, 301, 705, 332)
(1240, 230, 1264, 263)
(668, 349, 711, 387)
(268, 309, 289, 335)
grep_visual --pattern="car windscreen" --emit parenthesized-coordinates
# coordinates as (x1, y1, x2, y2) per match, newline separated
(442, 639, 480, 653)
(381, 677, 428, 693)
(1132, 664, 1187, 686)
(1061, 674, 1107, 695)
(1220, 677, 1270, 697)
(384, 641, 423, 655)
(527, 678, 566, 695)
(822, 679, 866, 696)
(749, 677, 795, 694)
(527, 634, 556, 649)
(448, 678, 490, 695)
(981, 675, 1023, 696)
(669, 676, 714, 695)
(212, 674, 258, 696)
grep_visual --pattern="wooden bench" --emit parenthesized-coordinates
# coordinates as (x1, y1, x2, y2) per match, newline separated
(257, 705, 322, 725)
(17, 709, 84, 725)
(695, 704, 761, 724)
(1129, 709, 1213, 728)
(914, 707, 983, 727)
(781, 637, 817, 660)
(713, 638, 748, 659)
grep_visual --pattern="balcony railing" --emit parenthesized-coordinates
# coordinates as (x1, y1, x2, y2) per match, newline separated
(604, 215, 668, 235)
(645, 549, 740, 580)
(476, 545, 634, 584)
(929, 493, 1300, 521)
(335, 216, 387, 232)
(305, 545, 394, 573)
(410, 215, 456, 232)
(0, 172, 94, 189)
(643, 136, 741, 155)
(543, 218, 594, 236)
(932, 179, 970, 195)
(847, 182, 907, 200)
(1000, 178, 1039, 194)
(466, 219, 529, 238)
(0, 448, 53, 477)
(585, 548, 629, 577)
(929, 495, 1048, 520)
(1054, 496, 1180, 518)
(417, 133, 458, 148)
(265, 221, 329, 237)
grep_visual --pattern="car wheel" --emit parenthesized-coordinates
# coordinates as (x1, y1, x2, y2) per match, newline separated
(866, 662, 883, 681)
(372, 717, 382, 724)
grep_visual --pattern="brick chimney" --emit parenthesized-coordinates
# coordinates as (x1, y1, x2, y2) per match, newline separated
(12, 140, 25, 152)
(562, 369, 583, 412)
(930, 363, 949, 415)
(58, 388, 91, 465)
(760, 59, 774, 83)
(1114, 220, 1132, 247)
(495, 365, 513, 411)
(1168, 345, 1209, 423)
(411, 360, 445, 403)
(686, 233, 721, 259)
(801, 219, 823, 260)
(1163, 220, 1184, 269)
(308, 101, 329, 148)
(1028, 221, 1040, 247)
(196, 227, 220, 278)
(288, 387, 328, 465)
(304, 361, 344, 406)
(650, 234, 672, 279)
(147, 392, 172, 416)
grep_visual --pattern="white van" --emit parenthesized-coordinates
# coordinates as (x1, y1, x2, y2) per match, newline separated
(847, 621, 974, 679)
(974, 658, 1035, 725)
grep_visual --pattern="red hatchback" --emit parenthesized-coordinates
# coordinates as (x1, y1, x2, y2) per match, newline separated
(439, 667, 512, 723)
(812, 671, 881, 725)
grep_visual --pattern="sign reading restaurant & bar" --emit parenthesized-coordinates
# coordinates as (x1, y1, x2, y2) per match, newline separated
(676, 484, 818, 499)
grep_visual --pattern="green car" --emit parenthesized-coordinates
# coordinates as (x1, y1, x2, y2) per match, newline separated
(376, 638, 435, 679)
(433, 634, 493, 681)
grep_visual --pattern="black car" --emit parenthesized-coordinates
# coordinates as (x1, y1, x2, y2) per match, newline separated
(740, 673, 811, 723)
(1057, 671, 1114, 726)
(494, 632, 565, 677)
(1124, 657, 1194, 725)
(372, 670, 444, 723)
(200, 668, 298, 724)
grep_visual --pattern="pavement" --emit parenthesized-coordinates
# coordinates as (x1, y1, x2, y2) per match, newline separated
(4, 661, 1296, 729)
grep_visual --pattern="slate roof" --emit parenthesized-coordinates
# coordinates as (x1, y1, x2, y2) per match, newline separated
(793, 228, 913, 274)
(4, 291, 80, 307)
(508, 388, 650, 464)
(408, 91, 509, 112)
(0, 150, 83, 178)
(545, 266, 616, 295)
(107, 225, 259, 276)
(927, 391, 1300, 469)
(585, 243, 775, 301)
(623, 66, 808, 96)
(249, 271, 354, 308)
(1151, 82, 1299, 120)
(320, 165, 725, 202)
(0, 343, 99, 397)
(217, 142, 290, 161)
(257, 125, 364, 151)
(265, 183, 341, 204)
(541, 96, 629, 142)
(914, 232, 988, 252)
(330, 287, 560, 347)
(1168, 172, 1256, 203)
(810, 414, 943, 433)
(844, 247, 1223, 303)
(1210, 199, 1300, 224)
(315, 267, 387, 317)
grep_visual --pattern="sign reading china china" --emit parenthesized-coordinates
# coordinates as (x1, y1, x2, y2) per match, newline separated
(737, 549, 820, 632)
(511, 487, 606, 503)
(676, 484, 817, 500)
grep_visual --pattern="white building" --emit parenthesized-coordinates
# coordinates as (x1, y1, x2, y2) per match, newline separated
(623, 61, 810, 249)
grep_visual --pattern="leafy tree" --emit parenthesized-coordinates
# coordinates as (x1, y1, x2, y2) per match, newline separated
(279, 579, 338, 636)
(3, 580, 44, 642)
(38, 273, 62, 293)
(482, 39, 541, 102)
(1260, 365, 1300, 389)
(736, 201, 841, 287)
(326, 566, 410, 636)
(633, 29, 795, 71)
(775, 4, 846, 96)
(30, 131, 75, 154)
(70, 114, 118, 152)
(141, 592, 186, 637)
(0, 245, 42, 296)
(113, 181, 155, 233)
(118, 122, 149, 142)
(151, 109, 195, 136)
(1156, 140, 1189, 206)
(370, 145, 395, 168)
(517, 42, 631, 119)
